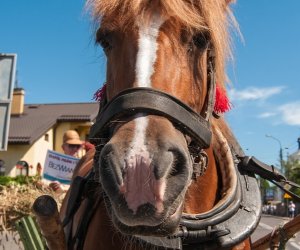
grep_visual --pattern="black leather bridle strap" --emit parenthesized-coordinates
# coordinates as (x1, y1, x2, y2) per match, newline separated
(89, 88, 212, 149)
(202, 47, 216, 121)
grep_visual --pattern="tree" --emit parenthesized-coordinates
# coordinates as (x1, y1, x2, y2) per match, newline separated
(258, 177, 274, 204)
(283, 159, 300, 196)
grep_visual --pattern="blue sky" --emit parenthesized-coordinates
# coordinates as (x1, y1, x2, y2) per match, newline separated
(1, 1, 300, 166)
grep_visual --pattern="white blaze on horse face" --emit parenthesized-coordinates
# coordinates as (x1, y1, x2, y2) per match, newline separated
(136, 13, 164, 87)
(130, 13, 165, 153)
(122, 14, 165, 214)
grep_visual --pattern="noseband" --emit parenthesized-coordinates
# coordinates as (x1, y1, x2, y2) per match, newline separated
(89, 87, 212, 149)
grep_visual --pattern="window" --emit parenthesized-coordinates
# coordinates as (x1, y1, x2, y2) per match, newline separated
(45, 133, 49, 142)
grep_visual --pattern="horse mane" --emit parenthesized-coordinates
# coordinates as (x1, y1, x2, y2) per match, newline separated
(86, 0, 238, 89)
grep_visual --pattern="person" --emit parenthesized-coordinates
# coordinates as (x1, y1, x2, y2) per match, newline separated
(0, 159, 5, 176)
(61, 130, 84, 158)
(36, 162, 42, 176)
(49, 130, 83, 193)
(288, 201, 296, 218)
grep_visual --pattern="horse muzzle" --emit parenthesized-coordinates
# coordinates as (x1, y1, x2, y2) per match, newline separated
(97, 126, 192, 235)
(89, 88, 212, 235)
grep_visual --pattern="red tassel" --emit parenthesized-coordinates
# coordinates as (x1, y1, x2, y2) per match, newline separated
(83, 141, 95, 152)
(93, 83, 107, 102)
(214, 85, 231, 113)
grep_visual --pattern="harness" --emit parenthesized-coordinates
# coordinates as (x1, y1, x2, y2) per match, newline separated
(128, 127, 262, 250)
(62, 47, 300, 249)
(63, 137, 300, 250)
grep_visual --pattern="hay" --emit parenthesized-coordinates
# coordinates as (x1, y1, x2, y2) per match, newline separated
(0, 178, 64, 231)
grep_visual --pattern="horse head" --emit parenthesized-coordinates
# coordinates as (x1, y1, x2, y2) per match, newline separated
(88, 0, 234, 236)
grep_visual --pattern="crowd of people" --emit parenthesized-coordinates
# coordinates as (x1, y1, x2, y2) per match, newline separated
(262, 201, 297, 218)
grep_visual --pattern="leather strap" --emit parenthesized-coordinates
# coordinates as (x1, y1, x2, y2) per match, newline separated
(239, 156, 300, 202)
(202, 47, 216, 120)
(63, 176, 88, 227)
(89, 88, 212, 149)
(239, 156, 286, 183)
(63, 171, 102, 250)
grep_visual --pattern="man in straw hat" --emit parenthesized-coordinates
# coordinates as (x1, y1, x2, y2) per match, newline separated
(49, 130, 83, 193)
(61, 130, 83, 158)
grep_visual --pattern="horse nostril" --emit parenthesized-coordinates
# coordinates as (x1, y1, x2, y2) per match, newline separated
(168, 149, 188, 178)
(169, 163, 182, 177)
(100, 143, 123, 186)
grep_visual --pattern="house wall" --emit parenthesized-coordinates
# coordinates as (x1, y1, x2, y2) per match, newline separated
(0, 144, 30, 176)
(29, 128, 54, 176)
(0, 128, 54, 177)
(0, 122, 93, 177)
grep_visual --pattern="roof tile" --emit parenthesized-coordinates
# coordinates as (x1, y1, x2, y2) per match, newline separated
(9, 103, 99, 144)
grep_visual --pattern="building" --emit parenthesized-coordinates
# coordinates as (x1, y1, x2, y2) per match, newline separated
(289, 137, 300, 162)
(0, 88, 99, 176)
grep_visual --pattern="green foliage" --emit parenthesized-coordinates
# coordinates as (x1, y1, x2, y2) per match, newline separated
(259, 177, 271, 189)
(283, 159, 300, 196)
(0, 175, 38, 186)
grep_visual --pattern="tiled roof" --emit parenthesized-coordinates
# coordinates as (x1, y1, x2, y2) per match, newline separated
(9, 103, 99, 144)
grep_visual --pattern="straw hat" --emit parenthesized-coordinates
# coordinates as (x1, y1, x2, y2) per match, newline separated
(63, 130, 83, 145)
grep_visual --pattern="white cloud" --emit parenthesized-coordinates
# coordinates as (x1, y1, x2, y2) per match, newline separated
(229, 86, 285, 101)
(278, 101, 300, 126)
(258, 112, 277, 118)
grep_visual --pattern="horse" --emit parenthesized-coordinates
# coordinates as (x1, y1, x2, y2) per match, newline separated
(59, 0, 262, 249)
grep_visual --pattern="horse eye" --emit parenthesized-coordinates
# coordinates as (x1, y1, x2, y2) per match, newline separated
(99, 38, 111, 51)
(96, 30, 112, 52)
(193, 33, 210, 49)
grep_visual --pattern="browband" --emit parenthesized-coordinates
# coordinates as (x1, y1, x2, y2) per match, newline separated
(89, 87, 212, 149)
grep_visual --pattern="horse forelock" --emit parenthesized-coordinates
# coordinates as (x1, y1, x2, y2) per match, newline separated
(86, 0, 238, 89)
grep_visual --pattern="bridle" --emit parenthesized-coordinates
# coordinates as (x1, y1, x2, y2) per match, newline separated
(89, 44, 217, 178)
(87, 42, 240, 246)
(85, 45, 260, 250)
(61, 29, 300, 250)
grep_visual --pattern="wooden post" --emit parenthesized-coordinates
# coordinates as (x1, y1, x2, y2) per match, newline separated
(252, 215, 300, 250)
(32, 195, 67, 250)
